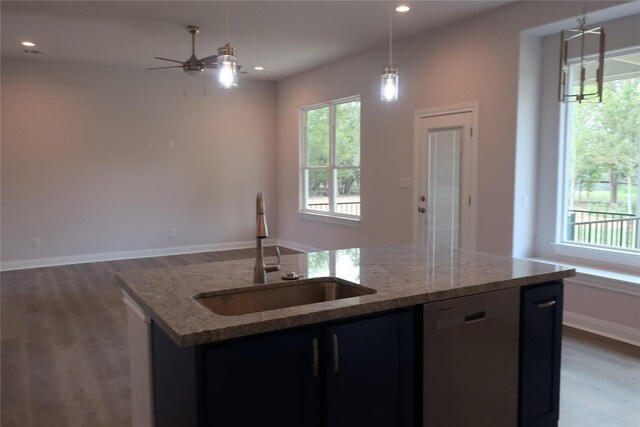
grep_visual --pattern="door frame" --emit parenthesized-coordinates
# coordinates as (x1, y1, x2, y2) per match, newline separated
(412, 102, 479, 249)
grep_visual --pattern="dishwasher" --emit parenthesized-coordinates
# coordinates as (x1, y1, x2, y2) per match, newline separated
(423, 288, 520, 427)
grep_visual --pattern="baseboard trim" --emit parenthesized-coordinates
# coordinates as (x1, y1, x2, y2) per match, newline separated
(0, 239, 317, 272)
(0, 240, 259, 271)
(275, 239, 320, 253)
(563, 311, 640, 347)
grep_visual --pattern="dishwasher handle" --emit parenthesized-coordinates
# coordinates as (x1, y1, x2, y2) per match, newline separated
(464, 311, 487, 324)
(436, 310, 488, 330)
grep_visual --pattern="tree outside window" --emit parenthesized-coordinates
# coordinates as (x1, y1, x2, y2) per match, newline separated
(302, 97, 361, 218)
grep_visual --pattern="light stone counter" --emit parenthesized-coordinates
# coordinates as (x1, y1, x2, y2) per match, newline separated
(116, 244, 575, 346)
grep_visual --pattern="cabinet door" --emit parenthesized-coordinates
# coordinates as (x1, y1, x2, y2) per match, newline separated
(519, 281, 564, 427)
(324, 309, 415, 427)
(203, 327, 321, 427)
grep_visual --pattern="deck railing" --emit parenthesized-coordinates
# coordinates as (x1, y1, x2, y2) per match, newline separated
(308, 202, 360, 216)
(567, 209, 639, 249)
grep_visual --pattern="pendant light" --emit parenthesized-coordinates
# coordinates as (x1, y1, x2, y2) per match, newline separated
(381, 11, 398, 102)
(217, 1, 238, 89)
(558, 4, 605, 103)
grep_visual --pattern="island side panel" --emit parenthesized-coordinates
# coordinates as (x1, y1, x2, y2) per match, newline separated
(151, 322, 201, 427)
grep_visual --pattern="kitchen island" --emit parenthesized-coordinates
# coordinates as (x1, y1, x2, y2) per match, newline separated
(117, 244, 575, 427)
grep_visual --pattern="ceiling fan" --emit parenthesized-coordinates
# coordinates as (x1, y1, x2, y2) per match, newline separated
(147, 26, 218, 74)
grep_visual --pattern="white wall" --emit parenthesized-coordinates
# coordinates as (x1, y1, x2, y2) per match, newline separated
(276, 1, 620, 255)
(513, 34, 542, 258)
(1, 57, 279, 264)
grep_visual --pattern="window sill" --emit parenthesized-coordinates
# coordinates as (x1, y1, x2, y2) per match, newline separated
(297, 211, 360, 227)
(528, 256, 640, 297)
(551, 242, 639, 268)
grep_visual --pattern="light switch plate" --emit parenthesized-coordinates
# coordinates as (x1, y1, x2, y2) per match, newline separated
(400, 177, 413, 189)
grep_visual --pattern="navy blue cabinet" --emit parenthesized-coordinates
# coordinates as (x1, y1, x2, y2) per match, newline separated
(152, 308, 416, 427)
(203, 327, 321, 427)
(519, 281, 564, 427)
(325, 309, 415, 427)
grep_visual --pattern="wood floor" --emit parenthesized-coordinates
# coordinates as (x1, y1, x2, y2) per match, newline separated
(2, 248, 639, 427)
(559, 328, 640, 427)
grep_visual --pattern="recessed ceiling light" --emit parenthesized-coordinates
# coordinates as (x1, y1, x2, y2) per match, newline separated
(254, 66, 264, 71)
(395, 5, 410, 13)
(21, 41, 36, 47)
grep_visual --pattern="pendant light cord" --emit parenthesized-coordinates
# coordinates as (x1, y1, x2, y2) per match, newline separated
(224, 1, 230, 43)
(388, 12, 393, 64)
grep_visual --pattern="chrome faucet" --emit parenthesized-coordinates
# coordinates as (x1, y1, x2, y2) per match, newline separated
(254, 192, 280, 284)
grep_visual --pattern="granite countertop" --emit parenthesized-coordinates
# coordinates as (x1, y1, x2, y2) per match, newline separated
(116, 244, 575, 346)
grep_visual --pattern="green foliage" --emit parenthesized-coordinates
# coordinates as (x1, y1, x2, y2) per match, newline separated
(570, 77, 640, 214)
(305, 101, 361, 197)
(306, 107, 329, 167)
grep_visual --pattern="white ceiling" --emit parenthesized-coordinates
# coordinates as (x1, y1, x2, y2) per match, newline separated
(1, 1, 514, 81)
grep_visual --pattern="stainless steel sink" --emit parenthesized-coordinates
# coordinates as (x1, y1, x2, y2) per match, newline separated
(195, 278, 376, 316)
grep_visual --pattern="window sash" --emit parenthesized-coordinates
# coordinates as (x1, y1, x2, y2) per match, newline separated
(302, 97, 360, 218)
(558, 48, 640, 255)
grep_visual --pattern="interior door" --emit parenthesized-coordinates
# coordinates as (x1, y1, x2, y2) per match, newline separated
(418, 112, 473, 249)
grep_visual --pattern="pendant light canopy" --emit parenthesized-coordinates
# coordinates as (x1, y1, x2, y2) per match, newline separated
(218, 1, 238, 89)
(558, 4, 605, 103)
(381, 12, 398, 102)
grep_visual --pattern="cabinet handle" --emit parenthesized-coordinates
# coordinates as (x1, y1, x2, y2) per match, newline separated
(332, 334, 339, 371)
(536, 299, 556, 309)
(312, 338, 319, 377)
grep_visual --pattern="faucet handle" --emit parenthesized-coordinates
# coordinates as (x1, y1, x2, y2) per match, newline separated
(265, 246, 281, 273)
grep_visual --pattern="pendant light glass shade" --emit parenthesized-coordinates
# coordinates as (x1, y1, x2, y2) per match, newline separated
(381, 65, 399, 102)
(217, 44, 238, 89)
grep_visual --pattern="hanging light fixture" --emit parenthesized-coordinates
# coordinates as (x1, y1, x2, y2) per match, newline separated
(558, 4, 605, 103)
(381, 11, 398, 102)
(217, 1, 238, 89)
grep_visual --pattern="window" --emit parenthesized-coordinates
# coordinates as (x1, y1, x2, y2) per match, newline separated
(300, 96, 361, 221)
(560, 49, 640, 254)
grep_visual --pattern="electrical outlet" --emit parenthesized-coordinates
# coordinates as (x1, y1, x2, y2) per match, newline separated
(146, 139, 153, 148)
(170, 228, 177, 237)
(31, 237, 40, 248)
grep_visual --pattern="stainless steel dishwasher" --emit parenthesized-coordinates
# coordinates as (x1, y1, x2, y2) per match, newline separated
(423, 288, 520, 427)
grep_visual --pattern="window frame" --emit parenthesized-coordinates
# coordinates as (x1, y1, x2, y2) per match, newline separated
(554, 47, 640, 266)
(299, 95, 361, 225)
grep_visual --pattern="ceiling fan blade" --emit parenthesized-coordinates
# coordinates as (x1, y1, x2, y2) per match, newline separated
(200, 54, 218, 65)
(153, 57, 185, 64)
(238, 70, 249, 74)
(147, 65, 184, 70)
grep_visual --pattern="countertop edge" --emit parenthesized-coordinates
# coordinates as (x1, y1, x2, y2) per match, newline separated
(140, 269, 575, 347)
